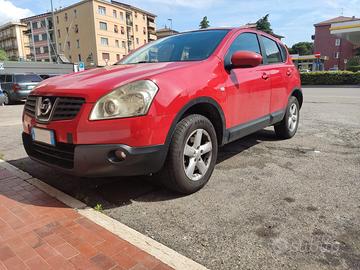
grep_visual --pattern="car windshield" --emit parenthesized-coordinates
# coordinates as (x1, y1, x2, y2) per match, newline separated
(15, 74, 43, 83)
(119, 29, 230, 64)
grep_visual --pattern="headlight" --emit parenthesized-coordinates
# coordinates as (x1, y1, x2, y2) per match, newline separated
(89, 80, 158, 120)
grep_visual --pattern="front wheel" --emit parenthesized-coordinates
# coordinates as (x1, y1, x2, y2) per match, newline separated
(274, 96, 300, 139)
(161, 114, 218, 194)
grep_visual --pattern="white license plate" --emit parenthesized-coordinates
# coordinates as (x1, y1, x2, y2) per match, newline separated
(31, 127, 55, 146)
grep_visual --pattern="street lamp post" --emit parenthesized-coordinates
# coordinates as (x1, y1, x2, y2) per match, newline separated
(167, 19, 173, 30)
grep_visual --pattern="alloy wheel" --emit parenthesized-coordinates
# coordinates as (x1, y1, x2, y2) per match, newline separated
(183, 129, 213, 181)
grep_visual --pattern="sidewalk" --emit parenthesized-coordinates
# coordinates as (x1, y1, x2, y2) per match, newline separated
(0, 165, 173, 270)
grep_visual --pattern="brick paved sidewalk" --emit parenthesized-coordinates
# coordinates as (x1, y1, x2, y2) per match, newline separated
(0, 166, 173, 270)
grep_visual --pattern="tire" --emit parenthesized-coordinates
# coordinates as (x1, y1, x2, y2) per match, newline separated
(3, 92, 12, 105)
(274, 96, 300, 139)
(161, 114, 218, 194)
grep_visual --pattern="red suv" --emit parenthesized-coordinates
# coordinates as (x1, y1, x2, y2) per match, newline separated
(23, 28, 302, 194)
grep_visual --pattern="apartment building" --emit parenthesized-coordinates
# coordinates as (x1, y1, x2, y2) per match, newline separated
(313, 16, 359, 70)
(21, 13, 57, 62)
(0, 22, 30, 61)
(54, 0, 156, 67)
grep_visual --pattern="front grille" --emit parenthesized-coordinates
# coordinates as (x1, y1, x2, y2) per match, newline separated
(24, 96, 85, 122)
(23, 133, 75, 169)
(24, 96, 36, 117)
(53, 97, 85, 121)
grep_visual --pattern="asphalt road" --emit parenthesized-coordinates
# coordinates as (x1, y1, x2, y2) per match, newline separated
(0, 87, 359, 270)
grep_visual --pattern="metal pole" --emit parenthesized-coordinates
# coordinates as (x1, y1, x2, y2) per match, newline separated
(51, 0, 59, 63)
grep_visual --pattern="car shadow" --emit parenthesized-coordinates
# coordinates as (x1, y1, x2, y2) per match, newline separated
(8, 128, 279, 210)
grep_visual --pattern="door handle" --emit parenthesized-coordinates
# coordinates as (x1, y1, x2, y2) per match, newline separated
(262, 72, 269, 80)
(286, 69, 292, 76)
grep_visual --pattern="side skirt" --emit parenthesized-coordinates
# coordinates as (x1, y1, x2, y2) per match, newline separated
(224, 110, 285, 144)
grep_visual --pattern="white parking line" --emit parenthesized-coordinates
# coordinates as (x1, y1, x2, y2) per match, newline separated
(0, 159, 208, 270)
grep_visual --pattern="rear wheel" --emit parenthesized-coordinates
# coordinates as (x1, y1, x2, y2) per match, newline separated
(3, 92, 11, 105)
(161, 114, 218, 194)
(274, 96, 300, 139)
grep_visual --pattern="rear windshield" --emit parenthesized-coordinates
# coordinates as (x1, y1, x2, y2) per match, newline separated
(15, 74, 42, 83)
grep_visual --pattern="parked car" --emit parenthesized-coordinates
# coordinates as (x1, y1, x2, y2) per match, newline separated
(0, 87, 5, 106)
(38, 74, 60, 80)
(0, 73, 43, 105)
(22, 28, 302, 194)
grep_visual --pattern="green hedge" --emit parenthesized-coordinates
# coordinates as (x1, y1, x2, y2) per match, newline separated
(348, 66, 360, 72)
(301, 71, 360, 85)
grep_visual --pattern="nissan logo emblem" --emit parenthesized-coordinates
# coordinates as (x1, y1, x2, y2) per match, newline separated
(40, 98, 52, 116)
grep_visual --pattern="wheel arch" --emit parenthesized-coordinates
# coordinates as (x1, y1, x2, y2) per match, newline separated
(290, 88, 303, 108)
(165, 97, 226, 147)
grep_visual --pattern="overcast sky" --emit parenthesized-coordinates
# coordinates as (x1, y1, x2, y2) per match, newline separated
(2, 0, 360, 46)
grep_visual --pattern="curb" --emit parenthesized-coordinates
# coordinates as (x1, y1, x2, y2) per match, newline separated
(0, 159, 209, 270)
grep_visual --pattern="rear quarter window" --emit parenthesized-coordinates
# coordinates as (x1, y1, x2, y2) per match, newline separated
(15, 74, 42, 83)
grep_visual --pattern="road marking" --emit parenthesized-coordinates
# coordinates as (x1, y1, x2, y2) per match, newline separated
(0, 159, 208, 270)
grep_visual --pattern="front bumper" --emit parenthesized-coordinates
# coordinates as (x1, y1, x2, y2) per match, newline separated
(22, 132, 167, 177)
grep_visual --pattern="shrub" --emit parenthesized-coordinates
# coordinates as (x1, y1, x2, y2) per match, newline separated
(347, 65, 360, 72)
(300, 71, 360, 85)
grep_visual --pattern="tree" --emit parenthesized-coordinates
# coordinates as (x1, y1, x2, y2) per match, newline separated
(288, 42, 314, 55)
(0, 49, 7, 61)
(199, 16, 210, 29)
(256, 14, 272, 34)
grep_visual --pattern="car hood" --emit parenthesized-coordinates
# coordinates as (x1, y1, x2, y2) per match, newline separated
(32, 62, 200, 103)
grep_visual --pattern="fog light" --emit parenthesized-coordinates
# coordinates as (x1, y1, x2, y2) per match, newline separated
(115, 150, 127, 160)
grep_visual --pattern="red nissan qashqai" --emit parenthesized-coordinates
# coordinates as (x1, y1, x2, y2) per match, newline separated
(23, 28, 302, 194)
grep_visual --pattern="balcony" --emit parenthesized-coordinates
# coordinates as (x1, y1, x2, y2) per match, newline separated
(148, 34, 157, 41)
(148, 21, 156, 29)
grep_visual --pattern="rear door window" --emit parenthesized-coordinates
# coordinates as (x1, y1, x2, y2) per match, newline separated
(14, 74, 42, 83)
(261, 36, 282, 64)
(5, 75, 13, 83)
(0, 75, 5, 83)
(279, 44, 288, 62)
(225, 32, 261, 66)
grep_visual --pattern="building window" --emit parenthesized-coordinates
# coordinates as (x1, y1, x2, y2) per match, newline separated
(76, 39, 80, 48)
(122, 40, 126, 48)
(135, 25, 138, 32)
(120, 12, 124, 20)
(66, 27, 69, 34)
(101, 37, 109, 46)
(143, 27, 146, 34)
(102, 53, 110, 60)
(78, 54, 81, 61)
(335, 39, 341, 46)
(74, 24, 79, 33)
(144, 39, 146, 44)
(98, 6, 106, 15)
(143, 14, 145, 20)
(136, 38, 139, 45)
(113, 10, 117, 18)
(334, 52, 340, 59)
(65, 13, 68, 21)
(67, 41, 70, 49)
(74, 9, 77, 18)
(134, 12, 138, 18)
(57, 29, 61, 38)
(99, 22, 107, 30)
(114, 24, 118, 33)
(115, 40, 119, 47)
(120, 26, 125, 34)
(116, 54, 120, 61)
(56, 16, 59, 24)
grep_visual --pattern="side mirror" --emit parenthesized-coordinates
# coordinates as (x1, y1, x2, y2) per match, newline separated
(230, 51, 263, 69)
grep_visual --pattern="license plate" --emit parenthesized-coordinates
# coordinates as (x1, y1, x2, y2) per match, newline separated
(31, 127, 55, 146)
